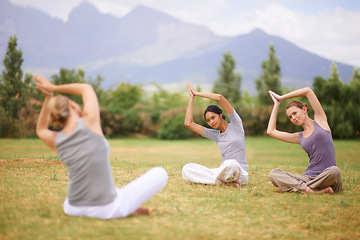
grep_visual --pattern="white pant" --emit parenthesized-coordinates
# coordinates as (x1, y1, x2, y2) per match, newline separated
(63, 167, 168, 219)
(182, 159, 248, 185)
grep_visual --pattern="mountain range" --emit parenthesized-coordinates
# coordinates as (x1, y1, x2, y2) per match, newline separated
(0, 0, 355, 93)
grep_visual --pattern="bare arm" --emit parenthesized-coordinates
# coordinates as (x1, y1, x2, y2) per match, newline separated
(184, 84, 205, 136)
(187, 82, 234, 114)
(278, 87, 329, 130)
(35, 86, 58, 151)
(34, 74, 102, 135)
(267, 91, 299, 144)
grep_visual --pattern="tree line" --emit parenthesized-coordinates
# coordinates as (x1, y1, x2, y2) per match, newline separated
(1, 35, 359, 139)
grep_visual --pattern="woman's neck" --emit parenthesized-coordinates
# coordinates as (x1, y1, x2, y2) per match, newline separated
(62, 113, 80, 136)
(302, 117, 314, 131)
(219, 120, 228, 133)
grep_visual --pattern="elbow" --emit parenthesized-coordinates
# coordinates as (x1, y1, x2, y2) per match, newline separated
(266, 128, 273, 137)
(217, 94, 224, 102)
(35, 128, 40, 138)
(35, 127, 44, 140)
(266, 129, 271, 136)
(184, 120, 191, 128)
(84, 83, 94, 91)
(304, 87, 313, 95)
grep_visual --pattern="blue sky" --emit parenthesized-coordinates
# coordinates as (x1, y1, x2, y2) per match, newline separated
(10, 0, 360, 67)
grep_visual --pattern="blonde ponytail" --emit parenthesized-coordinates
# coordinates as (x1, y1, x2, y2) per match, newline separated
(47, 95, 70, 127)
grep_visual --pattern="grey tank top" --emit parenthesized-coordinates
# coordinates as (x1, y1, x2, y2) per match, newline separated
(299, 121, 337, 177)
(56, 118, 116, 206)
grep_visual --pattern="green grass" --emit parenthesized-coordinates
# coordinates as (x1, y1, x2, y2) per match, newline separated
(0, 137, 359, 240)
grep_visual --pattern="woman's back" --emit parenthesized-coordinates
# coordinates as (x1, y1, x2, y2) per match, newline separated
(56, 118, 116, 206)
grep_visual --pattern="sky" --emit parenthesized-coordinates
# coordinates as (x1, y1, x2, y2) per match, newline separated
(9, 0, 360, 67)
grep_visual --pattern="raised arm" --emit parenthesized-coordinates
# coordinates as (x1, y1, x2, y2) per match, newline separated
(277, 87, 329, 130)
(184, 83, 205, 136)
(266, 91, 299, 144)
(34, 74, 102, 135)
(35, 84, 58, 151)
(187, 82, 234, 114)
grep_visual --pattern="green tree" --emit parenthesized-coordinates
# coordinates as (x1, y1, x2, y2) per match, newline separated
(51, 68, 86, 104)
(212, 51, 242, 106)
(50, 68, 106, 105)
(150, 82, 187, 109)
(349, 67, 360, 137)
(87, 73, 106, 107)
(0, 35, 26, 119)
(106, 82, 143, 110)
(255, 43, 282, 105)
(313, 63, 356, 138)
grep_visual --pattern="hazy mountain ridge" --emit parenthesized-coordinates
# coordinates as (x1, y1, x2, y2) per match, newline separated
(0, 0, 354, 93)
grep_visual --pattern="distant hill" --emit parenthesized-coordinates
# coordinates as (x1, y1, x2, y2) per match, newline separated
(0, 0, 355, 93)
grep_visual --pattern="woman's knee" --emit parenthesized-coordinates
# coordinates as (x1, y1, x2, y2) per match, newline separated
(222, 160, 240, 170)
(182, 163, 192, 174)
(152, 167, 168, 182)
(269, 168, 282, 180)
(329, 166, 342, 184)
(327, 166, 342, 179)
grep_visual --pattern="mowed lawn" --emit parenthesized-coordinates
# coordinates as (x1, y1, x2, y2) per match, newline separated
(0, 137, 359, 240)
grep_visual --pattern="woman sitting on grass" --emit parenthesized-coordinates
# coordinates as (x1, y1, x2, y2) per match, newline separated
(34, 74, 168, 219)
(182, 82, 248, 188)
(267, 87, 342, 194)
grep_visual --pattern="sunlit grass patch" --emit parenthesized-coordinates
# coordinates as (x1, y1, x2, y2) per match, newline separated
(0, 137, 359, 240)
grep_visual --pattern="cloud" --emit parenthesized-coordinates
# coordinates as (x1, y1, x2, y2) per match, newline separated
(9, 0, 360, 66)
(212, 4, 360, 66)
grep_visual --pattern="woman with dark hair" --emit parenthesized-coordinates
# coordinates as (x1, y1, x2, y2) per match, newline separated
(34, 74, 168, 219)
(267, 87, 342, 194)
(182, 82, 248, 188)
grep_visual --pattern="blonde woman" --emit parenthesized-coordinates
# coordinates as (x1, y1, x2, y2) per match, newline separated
(267, 87, 342, 194)
(34, 74, 167, 219)
(182, 82, 248, 187)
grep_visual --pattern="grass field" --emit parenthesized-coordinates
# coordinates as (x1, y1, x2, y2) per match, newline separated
(0, 137, 359, 240)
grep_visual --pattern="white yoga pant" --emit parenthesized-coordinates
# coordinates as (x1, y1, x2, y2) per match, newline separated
(63, 167, 168, 219)
(182, 159, 248, 185)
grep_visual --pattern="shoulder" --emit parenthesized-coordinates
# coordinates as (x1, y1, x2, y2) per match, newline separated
(314, 120, 331, 132)
(227, 110, 244, 130)
(228, 110, 241, 120)
(204, 127, 220, 141)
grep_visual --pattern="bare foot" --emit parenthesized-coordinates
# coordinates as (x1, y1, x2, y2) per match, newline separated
(233, 182, 241, 188)
(132, 208, 149, 215)
(223, 182, 241, 188)
(306, 186, 334, 195)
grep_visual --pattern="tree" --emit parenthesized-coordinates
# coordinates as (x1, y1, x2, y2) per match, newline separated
(50, 68, 106, 105)
(87, 74, 106, 107)
(51, 68, 86, 104)
(212, 51, 242, 106)
(349, 67, 360, 137)
(313, 63, 356, 138)
(106, 82, 143, 110)
(0, 35, 26, 119)
(255, 43, 282, 105)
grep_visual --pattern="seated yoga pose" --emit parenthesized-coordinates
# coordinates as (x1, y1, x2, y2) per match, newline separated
(182, 82, 248, 188)
(267, 87, 342, 194)
(34, 74, 168, 219)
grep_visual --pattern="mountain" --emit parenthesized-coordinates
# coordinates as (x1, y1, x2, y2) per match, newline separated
(0, 0, 355, 93)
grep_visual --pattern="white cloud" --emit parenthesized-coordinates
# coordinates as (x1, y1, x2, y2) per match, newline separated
(9, 0, 360, 67)
(208, 4, 360, 66)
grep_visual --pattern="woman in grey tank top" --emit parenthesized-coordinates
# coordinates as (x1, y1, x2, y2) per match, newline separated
(34, 74, 167, 219)
(266, 87, 342, 194)
(181, 82, 248, 188)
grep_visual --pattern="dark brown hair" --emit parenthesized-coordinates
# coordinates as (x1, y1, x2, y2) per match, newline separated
(286, 100, 309, 113)
(204, 105, 225, 120)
